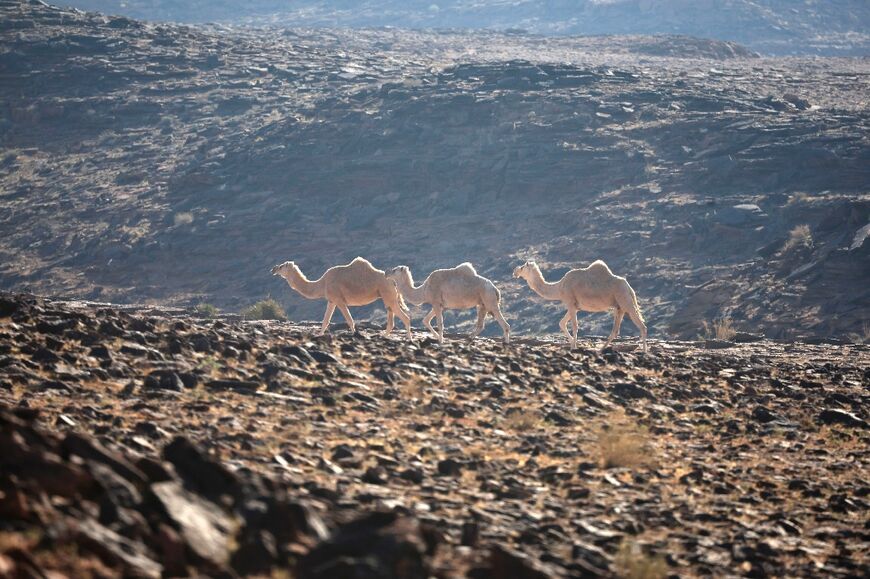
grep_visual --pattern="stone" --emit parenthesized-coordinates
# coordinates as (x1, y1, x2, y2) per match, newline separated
(148, 481, 235, 568)
(163, 436, 242, 501)
(817, 408, 868, 428)
(297, 511, 430, 579)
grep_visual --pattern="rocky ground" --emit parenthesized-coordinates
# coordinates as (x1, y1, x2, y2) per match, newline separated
(1, 1, 868, 343)
(1, 291, 868, 577)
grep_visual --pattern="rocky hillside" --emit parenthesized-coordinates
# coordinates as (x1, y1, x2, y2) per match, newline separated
(64, 0, 870, 55)
(1, 0, 869, 341)
(0, 292, 868, 577)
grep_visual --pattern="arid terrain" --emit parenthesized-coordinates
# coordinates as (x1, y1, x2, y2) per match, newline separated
(1, 0, 869, 342)
(1, 292, 868, 577)
(1, 2, 869, 576)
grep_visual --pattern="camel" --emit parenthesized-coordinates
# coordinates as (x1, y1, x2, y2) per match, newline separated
(271, 257, 411, 338)
(513, 259, 647, 351)
(386, 262, 511, 344)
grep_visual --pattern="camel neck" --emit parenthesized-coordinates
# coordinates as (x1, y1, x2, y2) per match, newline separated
(283, 268, 325, 299)
(525, 267, 562, 301)
(395, 270, 427, 305)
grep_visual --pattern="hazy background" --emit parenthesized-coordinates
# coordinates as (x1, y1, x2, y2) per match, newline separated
(63, 0, 870, 55)
(1, 1, 868, 341)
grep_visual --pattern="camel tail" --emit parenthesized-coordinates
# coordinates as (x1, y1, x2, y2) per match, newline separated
(618, 279, 644, 323)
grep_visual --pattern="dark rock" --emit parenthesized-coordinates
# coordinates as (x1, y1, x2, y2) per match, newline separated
(62, 432, 147, 486)
(163, 436, 242, 502)
(752, 406, 778, 424)
(611, 382, 655, 400)
(144, 370, 184, 391)
(399, 467, 424, 484)
(437, 458, 462, 477)
(231, 530, 278, 576)
(297, 511, 430, 579)
(75, 517, 163, 578)
(362, 466, 389, 485)
(309, 349, 340, 365)
(205, 378, 260, 392)
(0, 296, 20, 317)
(544, 409, 573, 426)
(488, 543, 556, 579)
(818, 408, 868, 428)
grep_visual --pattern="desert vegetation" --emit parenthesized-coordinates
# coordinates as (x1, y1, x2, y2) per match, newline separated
(242, 298, 286, 320)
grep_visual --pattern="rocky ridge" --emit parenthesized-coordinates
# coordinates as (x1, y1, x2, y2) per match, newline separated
(0, 291, 868, 577)
(1, 0, 869, 341)
(63, 0, 870, 56)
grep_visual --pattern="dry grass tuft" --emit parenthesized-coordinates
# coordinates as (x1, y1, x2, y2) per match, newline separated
(782, 224, 813, 252)
(597, 413, 654, 469)
(401, 377, 427, 401)
(501, 409, 542, 431)
(702, 317, 736, 341)
(243, 298, 286, 320)
(614, 540, 668, 579)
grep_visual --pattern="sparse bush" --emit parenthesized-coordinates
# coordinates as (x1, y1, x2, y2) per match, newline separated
(194, 302, 219, 318)
(702, 317, 736, 341)
(173, 211, 194, 226)
(848, 321, 870, 344)
(502, 409, 542, 431)
(597, 415, 653, 469)
(243, 298, 286, 320)
(782, 224, 813, 252)
(614, 540, 668, 579)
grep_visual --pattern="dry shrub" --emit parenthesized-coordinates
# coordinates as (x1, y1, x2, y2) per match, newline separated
(847, 321, 870, 345)
(502, 409, 542, 431)
(782, 224, 813, 252)
(702, 317, 736, 341)
(614, 540, 668, 579)
(243, 298, 286, 320)
(173, 211, 194, 226)
(597, 413, 654, 469)
(194, 302, 219, 318)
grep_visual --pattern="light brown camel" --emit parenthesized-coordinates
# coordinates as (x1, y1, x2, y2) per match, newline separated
(271, 257, 411, 338)
(386, 262, 510, 344)
(513, 259, 647, 351)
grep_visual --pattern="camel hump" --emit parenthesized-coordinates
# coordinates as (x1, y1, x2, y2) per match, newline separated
(348, 256, 375, 270)
(588, 259, 612, 273)
(455, 262, 477, 275)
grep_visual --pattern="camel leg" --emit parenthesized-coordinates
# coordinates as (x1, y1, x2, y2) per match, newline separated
(558, 310, 572, 343)
(393, 304, 412, 340)
(383, 310, 394, 336)
(400, 308, 412, 339)
(423, 308, 439, 340)
(492, 307, 511, 344)
(603, 309, 625, 350)
(318, 303, 336, 335)
(470, 306, 486, 339)
(625, 308, 648, 352)
(435, 306, 445, 343)
(336, 303, 356, 334)
(571, 311, 579, 349)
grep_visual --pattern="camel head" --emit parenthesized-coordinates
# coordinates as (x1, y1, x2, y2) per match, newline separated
(513, 260, 537, 280)
(270, 261, 296, 277)
(385, 265, 411, 282)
